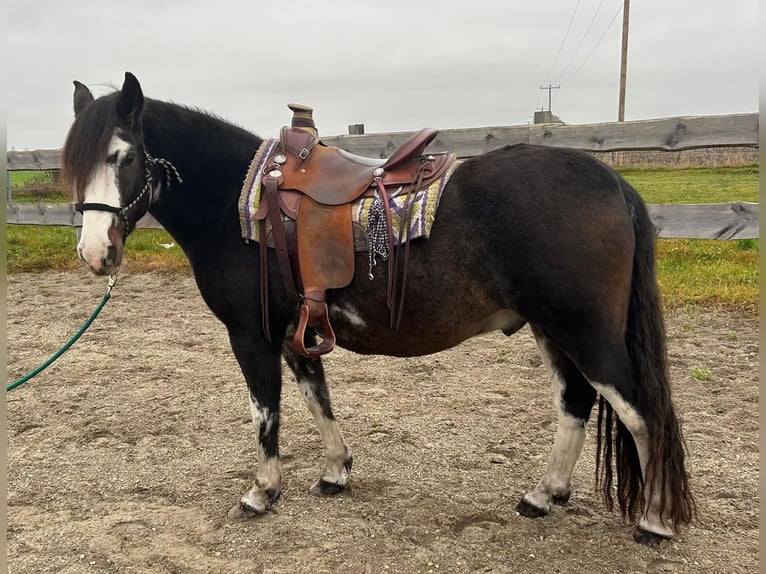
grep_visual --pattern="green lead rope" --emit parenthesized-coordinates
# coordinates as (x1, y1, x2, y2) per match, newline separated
(7, 275, 117, 393)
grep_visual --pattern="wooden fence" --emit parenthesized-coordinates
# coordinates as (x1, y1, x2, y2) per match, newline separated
(7, 113, 760, 239)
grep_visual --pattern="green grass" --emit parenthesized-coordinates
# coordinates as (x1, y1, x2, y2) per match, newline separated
(7, 226, 82, 272)
(618, 165, 759, 204)
(691, 366, 712, 381)
(6, 166, 759, 313)
(7, 226, 190, 274)
(9, 170, 70, 202)
(9, 170, 58, 187)
(9, 187, 71, 203)
(656, 239, 758, 313)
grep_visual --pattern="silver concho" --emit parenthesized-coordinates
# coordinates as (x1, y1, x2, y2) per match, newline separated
(274, 154, 287, 165)
(373, 167, 385, 178)
(269, 169, 282, 178)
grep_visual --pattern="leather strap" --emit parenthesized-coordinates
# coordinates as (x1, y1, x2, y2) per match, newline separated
(74, 202, 122, 214)
(393, 161, 428, 329)
(258, 175, 299, 342)
(259, 218, 271, 341)
(280, 127, 319, 169)
(375, 179, 396, 313)
(263, 176, 298, 302)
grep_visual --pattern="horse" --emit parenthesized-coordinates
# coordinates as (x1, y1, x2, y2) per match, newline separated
(61, 72, 694, 544)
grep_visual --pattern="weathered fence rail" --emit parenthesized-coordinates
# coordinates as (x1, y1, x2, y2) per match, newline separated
(7, 200, 758, 240)
(322, 113, 758, 158)
(7, 113, 759, 239)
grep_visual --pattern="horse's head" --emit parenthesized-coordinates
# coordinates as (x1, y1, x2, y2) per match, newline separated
(62, 72, 177, 276)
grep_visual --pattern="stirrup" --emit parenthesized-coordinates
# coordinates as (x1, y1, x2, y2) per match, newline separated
(293, 300, 336, 358)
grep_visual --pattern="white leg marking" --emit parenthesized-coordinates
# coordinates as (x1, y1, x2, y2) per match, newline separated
(296, 378, 351, 490)
(523, 340, 586, 511)
(589, 381, 675, 537)
(77, 133, 133, 271)
(241, 393, 281, 513)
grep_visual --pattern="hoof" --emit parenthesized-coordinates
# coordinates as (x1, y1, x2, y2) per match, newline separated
(309, 478, 347, 496)
(228, 486, 281, 521)
(516, 498, 549, 518)
(552, 491, 571, 506)
(633, 527, 672, 546)
(227, 502, 264, 522)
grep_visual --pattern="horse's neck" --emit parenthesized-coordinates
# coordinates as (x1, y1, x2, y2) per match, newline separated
(142, 102, 261, 241)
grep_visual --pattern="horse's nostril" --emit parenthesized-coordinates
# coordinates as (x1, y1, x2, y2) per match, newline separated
(102, 245, 118, 268)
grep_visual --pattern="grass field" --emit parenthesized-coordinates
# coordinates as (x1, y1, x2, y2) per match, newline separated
(7, 166, 760, 312)
(619, 165, 759, 204)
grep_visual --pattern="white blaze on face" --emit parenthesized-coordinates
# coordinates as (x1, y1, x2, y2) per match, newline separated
(77, 133, 133, 272)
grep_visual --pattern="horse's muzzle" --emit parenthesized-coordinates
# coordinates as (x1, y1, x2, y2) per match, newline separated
(78, 243, 122, 276)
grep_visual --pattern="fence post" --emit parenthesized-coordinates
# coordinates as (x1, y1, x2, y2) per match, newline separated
(6, 169, 12, 204)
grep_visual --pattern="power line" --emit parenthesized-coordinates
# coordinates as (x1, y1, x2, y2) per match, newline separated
(553, 0, 607, 84)
(541, 0, 582, 86)
(562, 1, 624, 84)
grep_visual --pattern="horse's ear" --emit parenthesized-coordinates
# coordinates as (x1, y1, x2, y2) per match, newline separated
(117, 72, 144, 126)
(73, 81, 94, 116)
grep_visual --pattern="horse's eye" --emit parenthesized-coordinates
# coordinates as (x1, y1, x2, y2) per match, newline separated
(122, 151, 136, 166)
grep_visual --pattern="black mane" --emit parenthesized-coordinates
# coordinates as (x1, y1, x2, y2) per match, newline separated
(62, 93, 263, 197)
(62, 92, 121, 193)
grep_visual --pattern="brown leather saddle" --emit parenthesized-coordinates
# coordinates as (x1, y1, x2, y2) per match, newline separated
(254, 104, 456, 358)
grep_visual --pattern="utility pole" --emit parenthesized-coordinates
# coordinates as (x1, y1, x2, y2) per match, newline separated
(540, 84, 560, 113)
(618, 0, 630, 121)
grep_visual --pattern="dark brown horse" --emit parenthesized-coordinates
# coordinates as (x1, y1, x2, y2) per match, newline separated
(62, 72, 694, 544)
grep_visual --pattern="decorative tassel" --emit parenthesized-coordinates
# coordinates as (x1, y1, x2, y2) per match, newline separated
(366, 189, 389, 280)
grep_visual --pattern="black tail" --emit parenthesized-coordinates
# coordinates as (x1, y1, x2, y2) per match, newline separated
(596, 181, 695, 531)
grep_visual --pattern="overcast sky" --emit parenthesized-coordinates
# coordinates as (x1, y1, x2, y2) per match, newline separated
(8, 0, 759, 150)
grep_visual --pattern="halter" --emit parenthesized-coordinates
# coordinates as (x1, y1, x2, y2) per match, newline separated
(74, 152, 182, 235)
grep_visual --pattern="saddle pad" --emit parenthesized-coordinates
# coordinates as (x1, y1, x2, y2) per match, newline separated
(238, 138, 458, 245)
(239, 138, 279, 241)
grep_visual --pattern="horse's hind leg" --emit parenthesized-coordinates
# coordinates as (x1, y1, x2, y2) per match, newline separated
(586, 374, 676, 540)
(283, 338, 353, 495)
(517, 327, 597, 517)
(558, 332, 682, 541)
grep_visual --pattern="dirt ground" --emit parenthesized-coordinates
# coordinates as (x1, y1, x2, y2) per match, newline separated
(7, 271, 759, 574)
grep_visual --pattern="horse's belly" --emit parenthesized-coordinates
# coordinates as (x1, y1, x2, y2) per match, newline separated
(328, 303, 524, 357)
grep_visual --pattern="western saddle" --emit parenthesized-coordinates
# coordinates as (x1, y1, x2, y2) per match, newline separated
(255, 104, 455, 358)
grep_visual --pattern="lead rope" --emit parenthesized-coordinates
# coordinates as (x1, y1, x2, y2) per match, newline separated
(146, 152, 183, 189)
(7, 275, 118, 392)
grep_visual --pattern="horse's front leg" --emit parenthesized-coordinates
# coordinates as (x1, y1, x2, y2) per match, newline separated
(283, 337, 353, 495)
(227, 328, 284, 518)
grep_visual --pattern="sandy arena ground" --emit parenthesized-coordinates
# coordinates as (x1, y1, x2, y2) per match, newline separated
(7, 271, 759, 573)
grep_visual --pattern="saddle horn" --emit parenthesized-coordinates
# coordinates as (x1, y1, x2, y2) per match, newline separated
(288, 103, 317, 137)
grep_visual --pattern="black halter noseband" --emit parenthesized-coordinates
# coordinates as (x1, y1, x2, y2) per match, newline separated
(74, 152, 182, 235)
